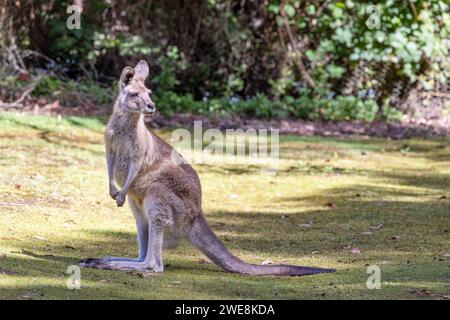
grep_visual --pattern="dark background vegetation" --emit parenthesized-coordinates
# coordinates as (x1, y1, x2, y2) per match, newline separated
(0, 0, 449, 122)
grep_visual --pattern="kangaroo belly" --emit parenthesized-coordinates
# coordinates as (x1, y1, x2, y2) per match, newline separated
(163, 231, 181, 249)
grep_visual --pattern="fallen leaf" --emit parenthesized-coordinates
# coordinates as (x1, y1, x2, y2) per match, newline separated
(261, 259, 274, 265)
(369, 224, 383, 230)
(17, 72, 30, 82)
(228, 194, 239, 199)
(390, 235, 400, 240)
(15, 184, 22, 189)
(299, 221, 313, 228)
(63, 220, 77, 228)
(443, 253, 450, 258)
(32, 236, 47, 241)
(64, 245, 76, 251)
(142, 271, 159, 278)
(439, 195, 447, 199)
(343, 246, 361, 254)
(361, 231, 374, 236)
(172, 281, 181, 285)
(325, 202, 336, 208)
(198, 259, 211, 264)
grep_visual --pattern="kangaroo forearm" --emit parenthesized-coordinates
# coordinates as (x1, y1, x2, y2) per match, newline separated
(114, 160, 140, 207)
(106, 152, 116, 189)
(120, 161, 141, 194)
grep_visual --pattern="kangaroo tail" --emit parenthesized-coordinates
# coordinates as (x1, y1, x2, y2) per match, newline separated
(187, 215, 335, 276)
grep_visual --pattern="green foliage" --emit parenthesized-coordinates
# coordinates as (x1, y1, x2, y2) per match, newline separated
(34, 76, 63, 96)
(154, 91, 384, 121)
(0, 76, 32, 101)
(26, 72, 400, 122)
(231, 94, 277, 119)
(283, 95, 380, 121)
(322, 96, 379, 122)
(155, 91, 200, 115)
(90, 32, 153, 61)
(152, 46, 187, 93)
(34, 75, 114, 106)
(3, 0, 448, 121)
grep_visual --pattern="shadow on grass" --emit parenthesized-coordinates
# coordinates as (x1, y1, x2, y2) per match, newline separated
(374, 171, 450, 192)
(65, 116, 107, 131)
(2, 184, 448, 299)
(1, 248, 448, 300)
(4, 118, 104, 156)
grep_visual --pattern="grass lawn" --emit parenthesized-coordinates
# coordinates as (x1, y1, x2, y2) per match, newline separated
(0, 112, 448, 300)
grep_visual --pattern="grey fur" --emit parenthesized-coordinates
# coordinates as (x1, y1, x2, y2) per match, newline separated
(80, 60, 335, 276)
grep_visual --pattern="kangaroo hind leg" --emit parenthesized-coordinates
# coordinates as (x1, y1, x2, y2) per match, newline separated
(144, 194, 172, 273)
(80, 198, 149, 268)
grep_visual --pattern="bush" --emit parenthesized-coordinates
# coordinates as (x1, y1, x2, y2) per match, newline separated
(3, 0, 447, 121)
(231, 94, 277, 119)
(155, 91, 383, 122)
(34, 76, 63, 97)
(322, 96, 379, 122)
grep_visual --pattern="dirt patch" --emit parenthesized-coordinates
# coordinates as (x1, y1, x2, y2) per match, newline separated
(7, 103, 450, 139)
(148, 113, 449, 139)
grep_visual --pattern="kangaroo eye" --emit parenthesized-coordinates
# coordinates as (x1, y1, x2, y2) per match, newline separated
(131, 92, 138, 97)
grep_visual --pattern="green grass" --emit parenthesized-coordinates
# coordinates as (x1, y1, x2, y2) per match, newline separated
(0, 111, 449, 300)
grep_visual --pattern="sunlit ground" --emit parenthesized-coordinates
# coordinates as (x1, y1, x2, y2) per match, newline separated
(0, 112, 448, 299)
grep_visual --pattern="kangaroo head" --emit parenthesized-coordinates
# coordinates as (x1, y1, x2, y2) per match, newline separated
(118, 60, 156, 115)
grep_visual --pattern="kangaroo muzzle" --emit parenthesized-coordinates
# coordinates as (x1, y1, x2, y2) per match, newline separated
(143, 102, 156, 115)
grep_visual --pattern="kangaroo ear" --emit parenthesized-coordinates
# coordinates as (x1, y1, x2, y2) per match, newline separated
(119, 66, 135, 90)
(134, 60, 149, 80)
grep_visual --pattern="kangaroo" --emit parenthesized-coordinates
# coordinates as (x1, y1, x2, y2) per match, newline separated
(80, 60, 334, 276)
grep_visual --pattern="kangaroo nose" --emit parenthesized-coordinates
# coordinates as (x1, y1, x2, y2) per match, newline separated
(145, 102, 156, 114)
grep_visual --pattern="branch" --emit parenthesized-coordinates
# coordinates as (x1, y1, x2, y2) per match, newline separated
(0, 76, 41, 108)
(407, 0, 418, 20)
(280, 0, 316, 88)
(421, 91, 450, 99)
